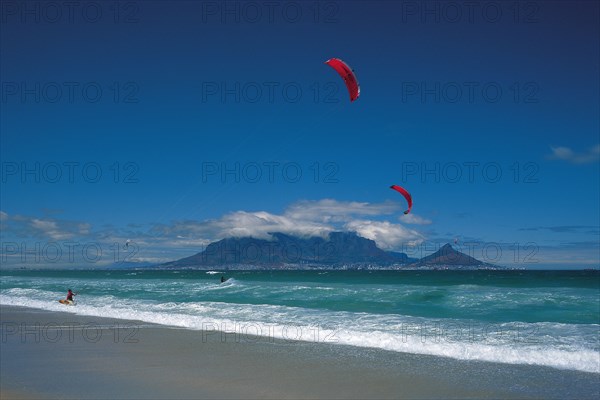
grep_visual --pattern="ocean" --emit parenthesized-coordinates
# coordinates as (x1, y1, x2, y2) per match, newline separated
(1, 269, 598, 373)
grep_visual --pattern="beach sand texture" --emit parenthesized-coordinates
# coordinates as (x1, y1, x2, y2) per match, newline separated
(1, 306, 598, 399)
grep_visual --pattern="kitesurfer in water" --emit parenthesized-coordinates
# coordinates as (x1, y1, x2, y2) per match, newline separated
(66, 289, 77, 303)
(220, 276, 226, 283)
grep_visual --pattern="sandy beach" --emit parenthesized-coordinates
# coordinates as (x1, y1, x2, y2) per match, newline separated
(1, 305, 598, 399)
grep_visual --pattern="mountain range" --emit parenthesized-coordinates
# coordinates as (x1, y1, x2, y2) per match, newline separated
(157, 232, 502, 270)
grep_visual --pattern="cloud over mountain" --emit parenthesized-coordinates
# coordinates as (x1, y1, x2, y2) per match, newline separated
(151, 199, 425, 250)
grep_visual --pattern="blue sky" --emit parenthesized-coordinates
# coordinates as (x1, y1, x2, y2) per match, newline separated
(1, 1, 598, 269)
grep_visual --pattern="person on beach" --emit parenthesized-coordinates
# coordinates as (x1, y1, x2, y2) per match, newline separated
(66, 289, 77, 302)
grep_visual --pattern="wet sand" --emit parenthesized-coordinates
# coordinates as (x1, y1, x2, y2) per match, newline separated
(1, 305, 598, 399)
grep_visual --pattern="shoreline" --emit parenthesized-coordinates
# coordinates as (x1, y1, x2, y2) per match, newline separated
(1, 305, 599, 399)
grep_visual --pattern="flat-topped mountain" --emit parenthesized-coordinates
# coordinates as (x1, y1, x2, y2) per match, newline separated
(160, 232, 416, 268)
(156, 233, 502, 270)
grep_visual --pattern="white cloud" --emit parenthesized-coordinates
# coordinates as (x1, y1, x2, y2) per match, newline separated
(218, 211, 333, 239)
(344, 220, 425, 250)
(285, 199, 400, 222)
(2, 214, 94, 242)
(157, 211, 333, 242)
(548, 144, 600, 164)
(78, 223, 91, 235)
(30, 218, 74, 240)
(150, 199, 426, 251)
(399, 213, 432, 225)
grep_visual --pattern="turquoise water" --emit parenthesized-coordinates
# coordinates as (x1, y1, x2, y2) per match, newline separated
(1, 269, 599, 372)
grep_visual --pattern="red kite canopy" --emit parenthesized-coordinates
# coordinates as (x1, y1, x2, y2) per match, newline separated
(390, 185, 413, 214)
(325, 58, 360, 102)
